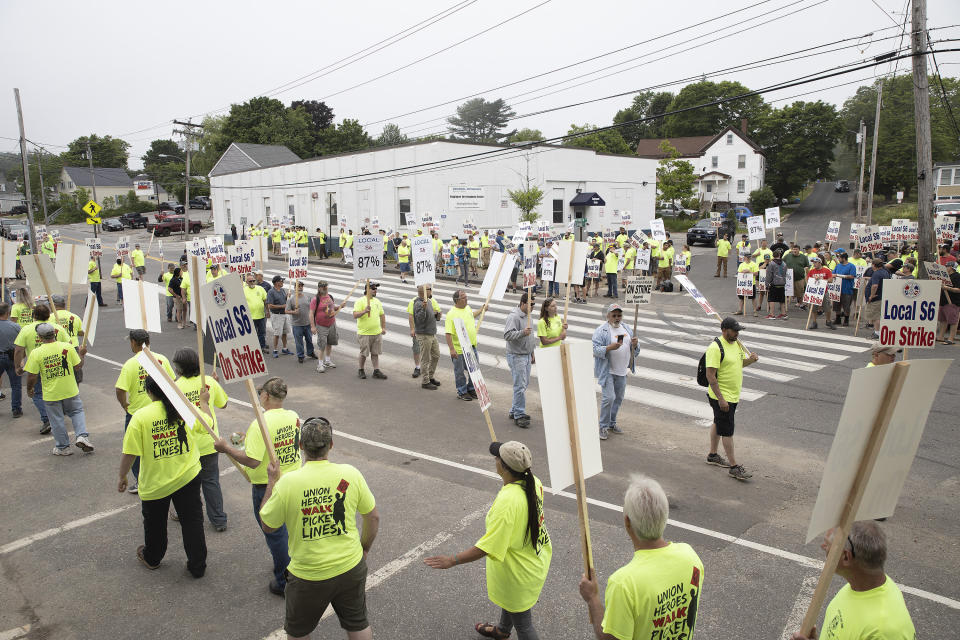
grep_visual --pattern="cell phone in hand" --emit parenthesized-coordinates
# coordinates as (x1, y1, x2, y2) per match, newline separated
(617, 334, 624, 343)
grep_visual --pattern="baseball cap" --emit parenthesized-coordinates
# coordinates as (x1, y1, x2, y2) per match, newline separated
(810, 255, 822, 262)
(489, 441, 533, 473)
(272, 275, 284, 283)
(871, 341, 899, 356)
(35, 322, 57, 338)
(300, 417, 332, 451)
(258, 377, 287, 399)
(368, 281, 380, 289)
(607, 303, 623, 314)
(720, 316, 744, 332)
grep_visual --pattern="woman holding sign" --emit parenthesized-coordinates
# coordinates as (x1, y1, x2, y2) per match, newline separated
(425, 441, 551, 640)
(536, 298, 566, 348)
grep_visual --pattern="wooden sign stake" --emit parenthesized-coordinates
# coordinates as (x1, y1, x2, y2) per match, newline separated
(80, 293, 95, 349)
(805, 303, 815, 330)
(526, 283, 532, 330)
(1, 240, 6, 302)
(561, 239, 577, 325)
(245, 378, 278, 466)
(145, 227, 157, 264)
(482, 409, 497, 442)
(191, 256, 206, 388)
(476, 252, 506, 330)
(65, 244, 76, 314)
(799, 362, 910, 637)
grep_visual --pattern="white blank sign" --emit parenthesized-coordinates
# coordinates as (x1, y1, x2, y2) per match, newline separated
(478, 251, 516, 301)
(22, 254, 62, 296)
(122, 280, 163, 333)
(553, 240, 589, 286)
(55, 243, 91, 285)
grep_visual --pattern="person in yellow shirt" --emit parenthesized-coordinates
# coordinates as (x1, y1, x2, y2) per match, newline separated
(50, 295, 83, 347)
(244, 273, 268, 351)
(353, 283, 387, 379)
(620, 243, 638, 294)
(314, 228, 327, 259)
(271, 227, 282, 255)
(173, 348, 228, 532)
(715, 233, 732, 277)
(14, 304, 70, 432)
(604, 246, 620, 298)
(480, 230, 492, 268)
(215, 376, 301, 595)
(537, 297, 566, 348)
(397, 237, 411, 284)
(11, 286, 34, 326)
(40, 234, 55, 259)
(160, 262, 176, 322)
(205, 263, 223, 282)
(735, 235, 751, 266)
(110, 258, 133, 303)
(118, 376, 208, 577)
(445, 289, 487, 401)
(657, 240, 675, 288)
(736, 254, 759, 316)
(849, 249, 868, 269)
(88, 258, 106, 306)
(468, 234, 481, 277)
(789, 521, 915, 640)
(24, 322, 92, 456)
(426, 441, 551, 640)
(257, 417, 379, 635)
(579, 475, 704, 640)
(616, 227, 629, 249)
(345, 229, 354, 250)
(131, 244, 146, 279)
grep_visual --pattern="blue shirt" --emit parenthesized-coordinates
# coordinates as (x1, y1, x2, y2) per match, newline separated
(868, 268, 891, 301)
(495, 236, 505, 251)
(833, 262, 857, 295)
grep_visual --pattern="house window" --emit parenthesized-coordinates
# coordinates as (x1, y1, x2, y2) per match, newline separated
(399, 199, 411, 226)
(711, 156, 718, 168)
(68, 181, 74, 189)
(738, 154, 746, 169)
(552, 199, 564, 224)
(737, 180, 745, 193)
(706, 183, 713, 193)
(940, 169, 952, 185)
(726, 133, 733, 145)
(955, 169, 960, 185)
(326, 192, 337, 228)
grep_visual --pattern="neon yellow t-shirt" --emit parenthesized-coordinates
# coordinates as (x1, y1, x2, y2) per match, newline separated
(88, 260, 101, 283)
(444, 305, 477, 354)
(752, 248, 773, 263)
(175, 375, 228, 457)
(705, 336, 745, 403)
(616, 233, 628, 248)
(601, 542, 704, 640)
(537, 316, 563, 348)
(181, 272, 192, 302)
(849, 257, 868, 268)
(398, 244, 411, 264)
(14, 321, 69, 360)
(624, 247, 637, 270)
(24, 341, 80, 402)
(475, 478, 552, 613)
(353, 296, 384, 335)
(345, 234, 354, 249)
(738, 260, 759, 284)
(122, 401, 203, 501)
(111, 263, 132, 281)
(683, 250, 691, 266)
(243, 408, 301, 484)
(11, 303, 33, 327)
(821, 576, 915, 640)
(716, 239, 731, 258)
(273, 230, 282, 243)
(116, 352, 175, 415)
(54, 310, 83, 346)
(659, 247, 675, 269)
(162, 271, 173, 297)
(259, 460, 376, 581)
(481, 235, 490, 248)
(131, 250, 145, 268)
(605, 252, 619, 274)
(41, 239, 55, 257)
(468, 240, 480, 259)
(244, 284, 267, 320)
(206, 270, 222, 282)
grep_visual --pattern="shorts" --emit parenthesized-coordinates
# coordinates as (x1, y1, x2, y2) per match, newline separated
(399, 262, 411, 273)
(358, 334, 382, 356)
(315, 323, 339, 348)
(768, 285, 785, 303)
(939, 303, 960, 325)
(708, 396, 738, 437)
(657, 267, 671, 280)
(793, 279, 805, 296)
(270, 313, 291, 337)
(136, 266, 146, 276)
(411, 334, 420, 354)
(285, 558, 369, 636)
(738, 285, 756, 300)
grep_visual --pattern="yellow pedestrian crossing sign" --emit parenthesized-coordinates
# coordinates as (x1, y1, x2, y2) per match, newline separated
(82, 200, 102, 217)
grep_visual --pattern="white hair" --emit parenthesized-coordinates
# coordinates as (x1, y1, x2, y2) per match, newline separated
(623, 474, 669, 540)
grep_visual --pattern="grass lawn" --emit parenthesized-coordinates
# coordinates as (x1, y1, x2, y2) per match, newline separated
(866, 201, 918, 225)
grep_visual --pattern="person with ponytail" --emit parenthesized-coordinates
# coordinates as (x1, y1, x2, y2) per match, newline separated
(425, 441, 552, 640)
(536, 297, 567, 348)
(118, 376, 208, 578)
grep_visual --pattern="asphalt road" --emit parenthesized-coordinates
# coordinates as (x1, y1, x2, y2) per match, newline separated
(0, 190, 957, 639)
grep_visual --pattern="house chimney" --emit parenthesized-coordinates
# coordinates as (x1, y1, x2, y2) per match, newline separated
(741, 118, 748, 135)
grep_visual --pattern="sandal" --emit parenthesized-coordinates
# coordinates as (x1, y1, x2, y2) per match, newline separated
(475, 622, 510, 639)
(943, 340, 955, 345)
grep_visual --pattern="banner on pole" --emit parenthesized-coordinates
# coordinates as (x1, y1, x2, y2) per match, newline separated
(199, 275, 268, 384)
(624, 276, 654, 304)
(288, 247, 308, 280)
(453, 318, 491, 412)
(878, 279, 939, 348)
(802, 278, 827, 306)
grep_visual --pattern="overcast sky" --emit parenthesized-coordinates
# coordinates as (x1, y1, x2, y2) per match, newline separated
(2, 0, 958, 170)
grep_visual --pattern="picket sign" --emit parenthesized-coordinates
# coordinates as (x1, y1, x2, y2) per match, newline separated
(453, 318, 496, 441)
(80, 290, 99, 348)
(556, 240, 588, 324)
(736, 271, 754, 296)
(475, 251, 514, 330)
(636, 249, 651, 272)
(650, 219, 666, 243)
(785, 269, 795, 298)
(924, 261, 950, 283)
(672, 252, 687, 274)
(746, 215, 765, 241)
(827, 279, 841, 303)
(764, 206, 781, 231)
(803, 278, 828, 330)
(825, 220, 841, 243)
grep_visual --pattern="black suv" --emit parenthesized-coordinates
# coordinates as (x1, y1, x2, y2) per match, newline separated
(686, 219, 719, 246)
(834, 180, 850, 192)
(119, 213, 149, 228)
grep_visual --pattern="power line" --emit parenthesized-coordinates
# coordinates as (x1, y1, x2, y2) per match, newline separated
(928, 43, 960, 139)
(868, 0, 902, 26)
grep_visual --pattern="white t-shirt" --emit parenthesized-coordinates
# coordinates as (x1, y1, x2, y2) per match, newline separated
(608, 323, 631, 376)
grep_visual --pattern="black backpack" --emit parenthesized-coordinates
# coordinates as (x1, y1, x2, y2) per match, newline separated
(697, 338, 725, 387)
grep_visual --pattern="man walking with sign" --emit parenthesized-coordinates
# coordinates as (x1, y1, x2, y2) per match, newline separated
(409, 285, 443, 390)
(445, 289, 486, 401)
(503, 293, 537, 428)
(704, 317, 759, 480)
(592, 303, 640, 441)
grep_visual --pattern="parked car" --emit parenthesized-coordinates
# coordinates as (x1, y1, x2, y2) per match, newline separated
(835, 180, 850, 192)
(8, 205, 28, 216)
(7, 225, 30, 241)
(656, 202, 698, 218)
(685, 219, 719, 246)
(0, 219, 20, 237)
(189, 197, 211, 210)
(934, 201, 960, 214)
(158, 201, 185, 214)
(146, 215, 202, 236)
(119, 212, 149, 229)
(102, 218, 125, 231)
(725, 206, 753, 222)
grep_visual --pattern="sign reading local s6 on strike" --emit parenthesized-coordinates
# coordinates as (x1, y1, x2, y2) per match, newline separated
(878, 279, 939, 348)
(205, 236, 227, 266)
(802, 278, 827, 306)
(227, 243, 255, 275)
(825, 220, 840, 243)
(287, 247, 308, 280)
(353, 235, 384, 281)
(85, 238, 102, 258)
(199, 276, 267, 384)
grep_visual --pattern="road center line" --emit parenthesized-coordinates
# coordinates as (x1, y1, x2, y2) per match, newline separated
(780, 574, 818, 640)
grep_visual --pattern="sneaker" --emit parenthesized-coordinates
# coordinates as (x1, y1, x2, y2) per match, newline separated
(429, 378, 441, 387)
(609, 424, 624, 434)
(412, 367, 421, 379)
(808, 322, 818, 330)
(137, 545, 160, 570)
(75, 436, 95, 453)
(214, 524, 227, 532)
(268, 580, 285, 596)
(826, 322, 836, 331)
(514, 416, 531, 428)
(468, 389, 478, 399)
(281, 349, 293, 355)
(325, 360, 336, 368)
(372, 369, 388, 379)
(307, 353, 319, 360)
(12, 408, 22, 418)
(599, 428, 609, 441)
(458, 393, 473, 401)
(764, 314, 776, 319)
(39, 420, 51, 435)
(52, 447, 73, 456)
(728, 464, 753, 480)
(298, 356, 304, 363)
(316, 362, 326, 373)
(127, 481, 139, 494)
(776, 314, 787, 320)
(358, 369, 367, 379)
(706, 453, 731, 467)
(421, 382, 438, 390)
(272, 350, 279, 359)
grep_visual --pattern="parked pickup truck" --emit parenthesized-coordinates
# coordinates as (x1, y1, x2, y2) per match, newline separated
(146, 215, 202, 236)
(119, 212, 149, 229)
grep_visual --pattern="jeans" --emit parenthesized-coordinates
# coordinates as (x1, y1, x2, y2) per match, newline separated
(291, 324, 315, 359)
(457, 261, 470, 286)
(253, 317, 267, 350)
(116, 282, 123, 302)
(598, 372, 627, 429)
(499, 608, 539, 640)
(165, 296, 175, 321)
(0, 354, 21, 412)
(90, 281, 104, 305)
(124, 412, 140, 479)
(252, 483, 290, 587)
(45, 395, 87, 450)
(141, 474, 207, 577)
(199, 453, 227, 527)
(548, 281, 559, 297)
(31, 379, 47, 422)
(505, 353, 531, 417)
(606, 273, 618, 297)
(452, 347, 477, 396)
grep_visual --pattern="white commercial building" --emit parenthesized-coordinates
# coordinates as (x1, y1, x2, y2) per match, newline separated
(208, 140, 657, 239)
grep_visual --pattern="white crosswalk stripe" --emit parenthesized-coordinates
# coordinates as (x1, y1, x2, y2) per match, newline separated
(256, 263, 870, 425)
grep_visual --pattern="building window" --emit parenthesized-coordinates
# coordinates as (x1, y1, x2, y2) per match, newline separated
(955, 170, 960, 185)
(552, 199, 564, 224)
(68, 181, 74, 189)
(940, 169, 952, 185)
(326, 192, 337, 228)
(738, 154, 746, 169)
(737, 179, 745, 193)
(399, 198, 411, 226)
(711, 156, 718, 168)
(706, 183, 713, 193)
(225, 201, 232, 225)
(726, 133, 733, 145)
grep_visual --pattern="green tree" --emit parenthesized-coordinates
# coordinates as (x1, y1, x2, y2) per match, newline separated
(220, 96, 315, 159)
(374, 123, 408, 147)
(60, 134, 131, 169)
(612, 91, 674, 147)
(663, 81, 768, 138)
(290, 99, 335, 131)
(508, 185, 544, 223)
(507, 128, 544, 143)
(447, 98, 516, 143)
(141, 139, 183, 168)
(655, 141, 697, 205)
(315, 119, 372, 156)
(754, 100, 843, 199)
(563, 124, 633, 155)
(748, 185, 777, 214)
(5, 151, 63, 210)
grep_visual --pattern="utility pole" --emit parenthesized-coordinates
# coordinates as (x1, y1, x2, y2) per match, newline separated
(173, 120, 203, 240)
(912, 0, 934, 271)
(35, 147, 48, 225)
(13, 88, 38, 255)
(86, 142, 103, 278)
(856, 120, 866, 221)
(866, 81, 883, 227)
